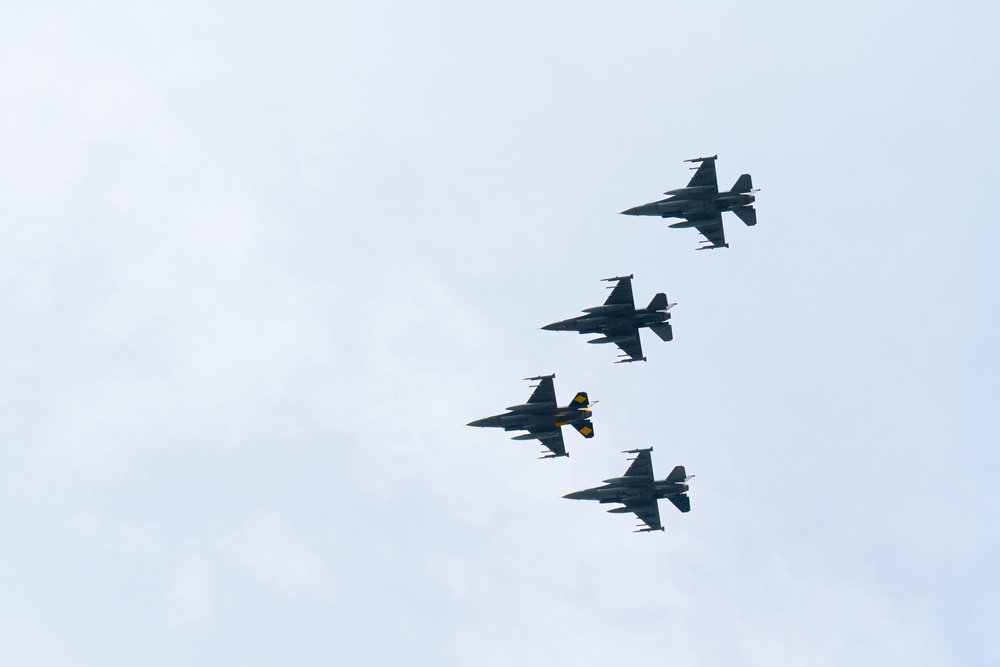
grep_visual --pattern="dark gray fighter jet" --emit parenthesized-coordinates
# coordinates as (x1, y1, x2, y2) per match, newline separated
(563, 448, 692, 532)
(621, 155, 758, 250)
(467, 374, 594, 459)
(541, 274, 675, 363)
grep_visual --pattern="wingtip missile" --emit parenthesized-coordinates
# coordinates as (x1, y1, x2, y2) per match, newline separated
(523, 373, 555, 381)
(684, 154, 718, 163)
(601, 274, 634, 282)
(621, 447, 653, 454)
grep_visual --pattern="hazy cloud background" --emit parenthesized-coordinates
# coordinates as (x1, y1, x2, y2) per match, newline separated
(1, 1, 997, 665)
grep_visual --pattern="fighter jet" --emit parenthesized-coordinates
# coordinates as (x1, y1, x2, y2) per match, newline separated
(621, 155, 758, 250)
(467, 374, 594, 459)
(563, 448, 692, 532)
(541, 274, 675, 364)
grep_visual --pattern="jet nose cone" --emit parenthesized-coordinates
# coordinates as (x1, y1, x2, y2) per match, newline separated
(467, 419, 485, 427)
(563, 490, 586, 500)
(621, 203, 658, 216)
(542, 321, 570, 331)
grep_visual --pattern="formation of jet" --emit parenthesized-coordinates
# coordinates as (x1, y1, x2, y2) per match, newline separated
(621, 155, 758, 250)
(542, 274, 675, 363)
(466, 374, 594, 458)
(563, 448, 692, 532)
(466, 154, 756, 532)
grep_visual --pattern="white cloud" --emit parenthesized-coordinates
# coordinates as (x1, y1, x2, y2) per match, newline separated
(164, 551, 211, 627)
(224, 512, 330, 599)
(0, 11, 176, 208)
(109, 523, 165, 559)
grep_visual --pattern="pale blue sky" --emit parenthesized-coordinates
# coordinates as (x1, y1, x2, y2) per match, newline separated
(1, 2, 997, 665)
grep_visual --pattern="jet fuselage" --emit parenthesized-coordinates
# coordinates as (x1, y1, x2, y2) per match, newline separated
(543, 309, 669, 334)
(563, 480, 689, 502)
(468, 406, 592, 432)
(623, 192, 756, 221)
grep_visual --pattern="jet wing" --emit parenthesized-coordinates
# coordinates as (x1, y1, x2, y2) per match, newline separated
(526, 425, 567, 458)
(526, 375, 557, 405)
(622, 499, 662, 532)
(623, 448, 655, 481)
(690, 213, 727, 249)
(685, 158, 719, 193)
(610, 328, 644, 362)
(603, 276, 635, 309)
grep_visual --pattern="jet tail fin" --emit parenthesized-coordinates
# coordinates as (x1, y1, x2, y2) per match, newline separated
(572, 420, 595, 438)
(731, 205, 757, 227)
(570, 392, 590, 408)
(649, 322, 673, 342)
(646, 292, 668, 311)
(665, 465, 687, 483)
(729, 173, 753, 193)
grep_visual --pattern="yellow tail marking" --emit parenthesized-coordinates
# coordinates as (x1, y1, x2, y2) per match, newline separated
(579, 425, 593, 436)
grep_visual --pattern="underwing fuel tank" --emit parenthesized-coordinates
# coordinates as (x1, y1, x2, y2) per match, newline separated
(581, 304, 629, 313)
(504, 403, 554, 412)
(664, 185, 714, 196)
(601, 476, 644, 485)
(511, 431, 557, 441)
(588, 335, 634, 345)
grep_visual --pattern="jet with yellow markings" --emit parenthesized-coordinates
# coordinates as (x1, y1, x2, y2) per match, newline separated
(467, 374, 594, 459)
(542, 274, 674, 363)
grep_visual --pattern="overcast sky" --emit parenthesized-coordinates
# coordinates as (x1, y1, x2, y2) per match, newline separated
(1, 1, 998, 665)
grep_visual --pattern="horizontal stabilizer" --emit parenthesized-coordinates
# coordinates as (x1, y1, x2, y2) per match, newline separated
(570, 392, 590, 408)
(666, 494, 691, 513)
(729, 173, 753, 193)
(646, 292, 668, 311)
(572, 420, 595, 438)
(649, 322, 673, 342)
(665, 465, 687, 483)
(732, 205, 757, 226)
